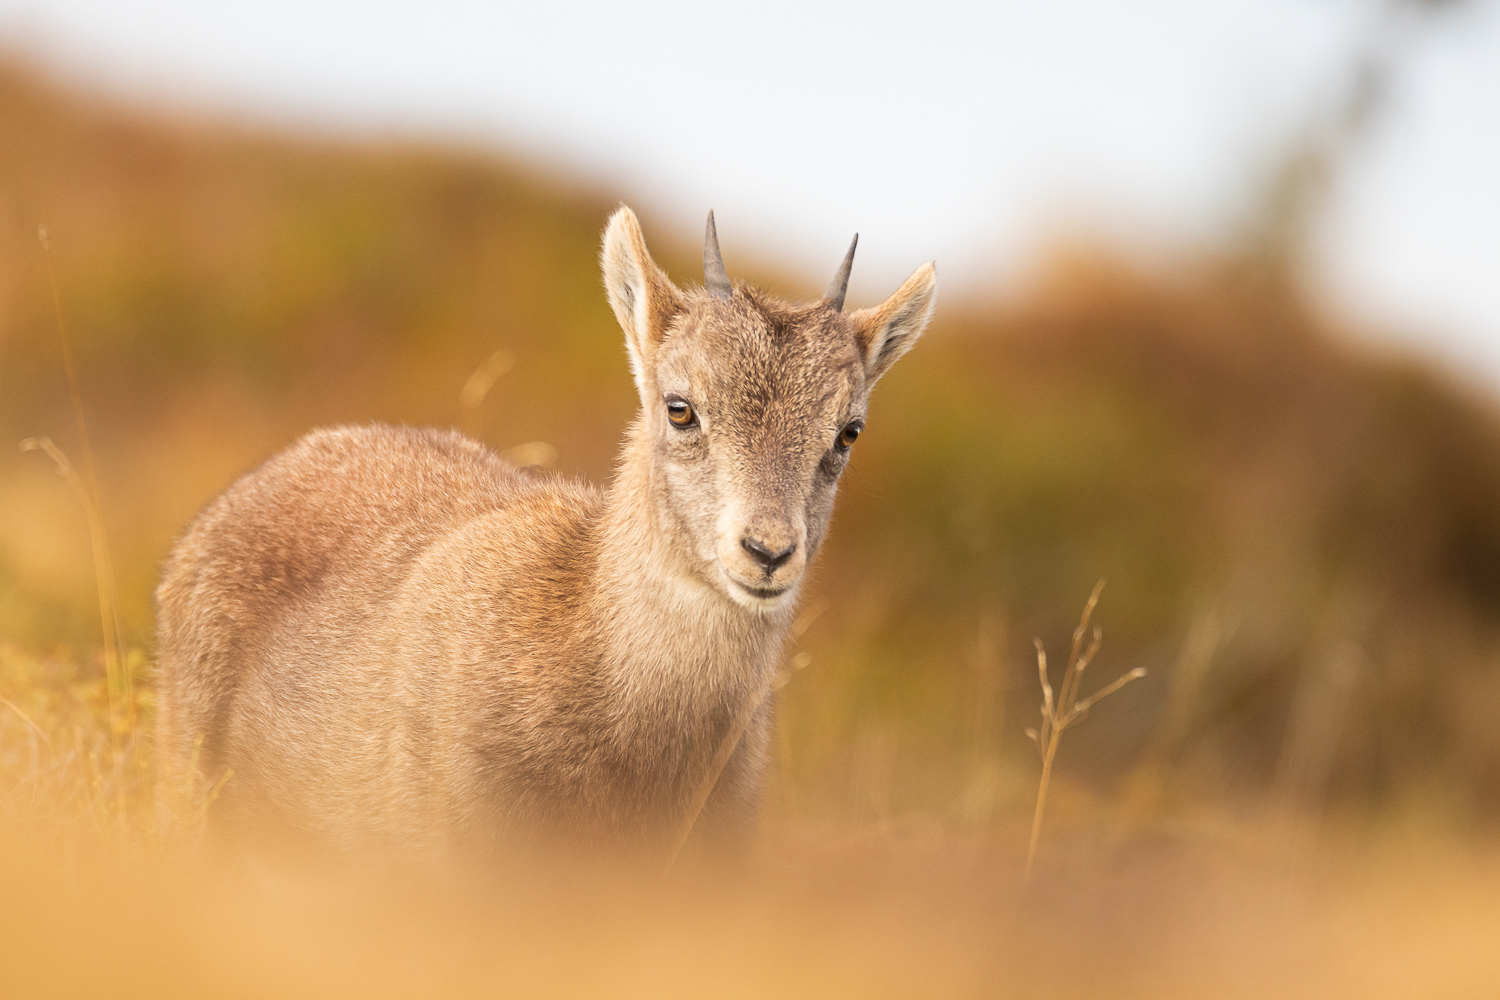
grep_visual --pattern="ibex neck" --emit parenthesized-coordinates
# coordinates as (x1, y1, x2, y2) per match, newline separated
(592, 420, 792, 707)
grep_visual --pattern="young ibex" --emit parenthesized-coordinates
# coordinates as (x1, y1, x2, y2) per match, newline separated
(154, 207, 936, 855)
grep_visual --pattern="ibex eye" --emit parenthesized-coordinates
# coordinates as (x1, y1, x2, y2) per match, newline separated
(666, 398, 697, 428)
(836, 419, 863, 451)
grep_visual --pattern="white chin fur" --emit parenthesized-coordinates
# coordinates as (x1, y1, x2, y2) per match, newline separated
(718, 564, 799, 612)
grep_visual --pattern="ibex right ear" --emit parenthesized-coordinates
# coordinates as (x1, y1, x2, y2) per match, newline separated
(601, 206, 685, 396)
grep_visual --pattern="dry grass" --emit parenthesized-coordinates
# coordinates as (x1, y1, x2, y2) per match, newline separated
(1024, 581, 1146, 877)
(2, 797, 1498, 999)
(670, 604, 823, 862)
(36, 227, 133, 742)
(5, 228, 151, 837)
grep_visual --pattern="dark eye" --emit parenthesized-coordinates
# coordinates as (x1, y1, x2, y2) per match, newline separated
(666, 397, 697, 428)
(836, 419, 864, 451)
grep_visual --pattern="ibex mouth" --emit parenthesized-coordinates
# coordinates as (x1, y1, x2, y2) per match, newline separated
(733, 581, 789, 601)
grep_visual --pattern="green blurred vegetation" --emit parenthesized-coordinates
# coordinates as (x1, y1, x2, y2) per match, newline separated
(3, 57, 1500, 836)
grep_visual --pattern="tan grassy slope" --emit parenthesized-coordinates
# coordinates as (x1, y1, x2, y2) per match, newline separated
(2, 58, 1500, 819)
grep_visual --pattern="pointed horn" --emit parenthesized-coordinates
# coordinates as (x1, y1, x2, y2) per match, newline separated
(824, 233, 858, 312)
(703, 210, 732, 299)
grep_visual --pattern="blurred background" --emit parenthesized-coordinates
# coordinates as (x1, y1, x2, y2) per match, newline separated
(1, 0, 1499, 993)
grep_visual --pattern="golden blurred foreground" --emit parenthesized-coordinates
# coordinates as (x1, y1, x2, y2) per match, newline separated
(3, 812, 1499, 998)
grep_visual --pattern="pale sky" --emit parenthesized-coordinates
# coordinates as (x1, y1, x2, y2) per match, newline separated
(2, 0, 1497, 383)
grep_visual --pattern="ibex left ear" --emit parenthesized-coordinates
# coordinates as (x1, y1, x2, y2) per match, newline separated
(849, 262, 937, 384)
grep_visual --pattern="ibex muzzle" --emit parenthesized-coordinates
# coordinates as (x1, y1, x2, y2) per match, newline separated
(155, 206, 936, 855)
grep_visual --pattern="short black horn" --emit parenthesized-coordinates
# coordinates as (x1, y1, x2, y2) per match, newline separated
(703, 211, 732, 300)
(824, 233, 858, 312)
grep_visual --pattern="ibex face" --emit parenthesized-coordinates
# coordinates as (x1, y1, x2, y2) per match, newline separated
(602, 208, 937, 611)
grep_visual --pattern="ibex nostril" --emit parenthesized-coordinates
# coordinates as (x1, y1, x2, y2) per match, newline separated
(741, 537, 796, 571)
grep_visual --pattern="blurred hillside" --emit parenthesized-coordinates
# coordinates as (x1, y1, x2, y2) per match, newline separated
(3, 58, 1500, 826)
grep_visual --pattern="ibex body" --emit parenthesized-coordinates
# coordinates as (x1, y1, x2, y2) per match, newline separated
(154, 207, 936, 855)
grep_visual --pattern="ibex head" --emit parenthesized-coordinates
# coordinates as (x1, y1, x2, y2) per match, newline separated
(601, 206, 936, 612)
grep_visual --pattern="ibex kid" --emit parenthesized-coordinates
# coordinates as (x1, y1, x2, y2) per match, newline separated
(154, 207, 937, 856)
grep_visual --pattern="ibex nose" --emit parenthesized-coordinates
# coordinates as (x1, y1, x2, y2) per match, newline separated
(741, 537, 797, 572)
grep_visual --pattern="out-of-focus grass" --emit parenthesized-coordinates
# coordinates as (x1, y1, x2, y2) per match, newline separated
(3, 800, 1500, 999)
(0, 639, 151, 839)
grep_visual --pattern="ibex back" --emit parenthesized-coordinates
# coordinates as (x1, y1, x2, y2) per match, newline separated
(154, 207, 937, 856)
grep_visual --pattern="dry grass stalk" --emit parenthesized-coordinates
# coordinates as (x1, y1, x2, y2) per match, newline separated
(174, 734, 234, 829)
(33, 229, 134, 743)
(0, 695, 50, 747)
(1024, 581, 1146, 879)
(19, 436, 132, 739)
(1125, 606, 1231, 808)
(667, 670, 783, 863)
(13, 230, 145, 832)
(1273, 640, 1361, 879)
(668, 604, 824, 863)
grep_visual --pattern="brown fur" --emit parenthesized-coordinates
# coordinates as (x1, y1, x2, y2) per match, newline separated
(154, 207, 937, 857)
